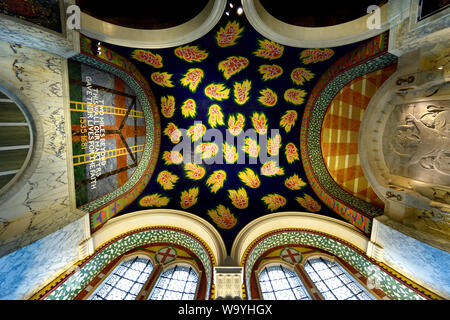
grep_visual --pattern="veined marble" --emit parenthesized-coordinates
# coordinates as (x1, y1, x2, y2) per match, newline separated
(0, 217, 85, 300)
(374, 217, 450, 299)
(0, 40, 82, 257)
(0, 11, 78, 58)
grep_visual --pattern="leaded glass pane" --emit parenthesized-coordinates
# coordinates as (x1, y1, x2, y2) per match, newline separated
(304, 258, 375, 300)
(89, 256, 154, 300)
(150, 288, 164, 300)
(304, 263, 315, 274)
(173, 270, 189, 281)
(184, 281, 197, 293)
(322, 291, 336, 300)
(116, 278, 134, 292)
(348, 282, 362, 294)
(316, 268, 334, 280)
(121, 260, 133, 268)
(137, 273, 150, 284)
(308, 271, 321, 282)
(143, 264, 153, 274)
(258, 265, 311, 300)
(95, 283, 112, 298)
(334, 286, 353, 300)
(357, 292, 371, 300)
(315, 281, 328, 293)
(161, 268, 175, 278)
(331, 266, 343, 275)
(293, 287, 308, 300)
(259, 281, 273, 293)
(310, 260, 327, 271)
(106, 289, 127, 300)
(165, 290, 183, 300)
(262, 292, 275, 300)
(129, 283, 143, 295)
(106, 274, 120, 286)
(130, 260, 147, 272)
(115, 266, 127, 276)
(287, 276, 301, 287)
(149, 265, 199, 300)
(259, 269, 269, 282)
(169, 279, 187, 291)
(123, 269, 141, 281)
(157, 277, 170, 289)
(324, 277, 343, 290)
(267, 268, 284, 280)
(274, 289, 296, 300)
(339, 274, 352, 285)
(187, 270, 198, 282)
(182, 293, 195, 300)
(271, 278, 290, 291)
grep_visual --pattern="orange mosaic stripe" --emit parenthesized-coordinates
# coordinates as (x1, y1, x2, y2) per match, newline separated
(320, 65, 396, 208)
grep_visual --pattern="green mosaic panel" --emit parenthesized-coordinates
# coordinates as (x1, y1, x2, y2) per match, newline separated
(71, 54, 158, 213)
(45, 229, 212, 300)
(244, 231, 425, 300)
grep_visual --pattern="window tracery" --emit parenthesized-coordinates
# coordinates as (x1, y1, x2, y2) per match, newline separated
(258, 264, 311, 300)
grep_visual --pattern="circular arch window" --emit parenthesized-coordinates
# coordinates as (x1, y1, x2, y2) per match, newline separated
(0, 88, 33, 194)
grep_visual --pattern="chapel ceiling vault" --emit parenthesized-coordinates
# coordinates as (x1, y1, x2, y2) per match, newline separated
(69, 12, 397, 253)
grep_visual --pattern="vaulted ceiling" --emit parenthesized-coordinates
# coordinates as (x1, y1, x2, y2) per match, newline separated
(67, 3, 398, 253)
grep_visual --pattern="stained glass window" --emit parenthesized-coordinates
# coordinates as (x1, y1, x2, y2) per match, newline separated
(149, 265, 199, 300)
(304, 257, 374, 300)
(89, 256, 154, 300)
(258, 265, 311, 300)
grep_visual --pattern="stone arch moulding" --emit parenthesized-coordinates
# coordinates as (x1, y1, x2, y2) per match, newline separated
(90, 209, 227, 266)
(233, 212, 438, 300)
(241, 0, 391, 48)
(31, 209, 226, 300)
(80, 0, 227, 49)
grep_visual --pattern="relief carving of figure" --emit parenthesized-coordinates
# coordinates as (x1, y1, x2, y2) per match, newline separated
(391, 104, 450, 176)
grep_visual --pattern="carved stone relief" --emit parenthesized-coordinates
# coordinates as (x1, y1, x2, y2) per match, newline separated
(383, 100, 450, 186)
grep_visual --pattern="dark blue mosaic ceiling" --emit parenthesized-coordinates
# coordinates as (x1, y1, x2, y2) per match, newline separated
(100, 13, 369, 252)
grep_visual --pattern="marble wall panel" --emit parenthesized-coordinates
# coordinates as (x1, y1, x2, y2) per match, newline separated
(374, 218, 450, 298)
(0, 217, 84, 300)
(0, 40, 82, 257)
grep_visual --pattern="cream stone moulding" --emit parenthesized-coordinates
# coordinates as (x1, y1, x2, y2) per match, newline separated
(242, 0, 390, 48)
(88, 209, 228, 266)
(230, 211, 369, 265)
(80, 0, 227, 48)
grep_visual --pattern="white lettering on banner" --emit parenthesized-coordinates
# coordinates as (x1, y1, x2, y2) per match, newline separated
(85, 76, 106, 190)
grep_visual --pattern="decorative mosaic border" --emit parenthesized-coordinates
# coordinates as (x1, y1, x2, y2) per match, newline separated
(72, 35, 161, 232)
(40, 227, 215, 300)
(300, 32, 396, 234)
(242, 229, 432, 300)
